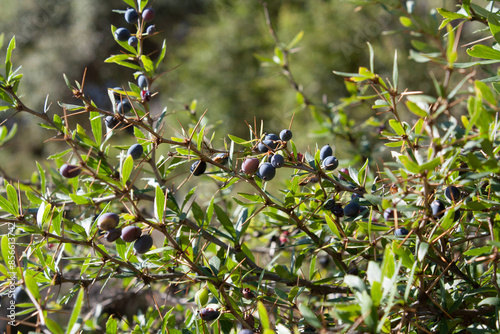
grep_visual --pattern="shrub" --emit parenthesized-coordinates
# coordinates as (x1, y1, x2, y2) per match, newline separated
(1, 1, 500, 333)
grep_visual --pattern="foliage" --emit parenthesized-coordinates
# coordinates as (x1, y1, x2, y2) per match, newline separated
(1, 0, 500, 333)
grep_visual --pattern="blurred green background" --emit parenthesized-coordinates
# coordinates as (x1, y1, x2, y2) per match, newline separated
(0, 0, 460, 178)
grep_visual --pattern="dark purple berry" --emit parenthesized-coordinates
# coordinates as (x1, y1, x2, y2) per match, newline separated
(60, 164, 81, 178)
(146, 25, 156, 35)
(351, 193, 363, 201)
(271, 154, 285, 168)
(320, 145, 333, 161)
(200, 307, 220, 321)
(191, 160, 207, 176)
(383, 208, 395, 221)
(137, 75, 148, 89)
(142, 7, 155, 22)
(117, 100, 132, 114)
(105, 228, 122, 242)
(242, 158, 259, 175)
(323, 198, 336, 211)
(134, 234, 153, 254)
(322, 156, 338, 170)
(265, 133, 279, 142)
(127, 144, 143, 160)
(279, 129, 292, 141)
(125, 8, 139, 24)
(121, 226, 142, 242)
(331, 204, 344, 218)
(431, 200, 446, 219)
(445, 186, 461, 202)
(128, 36, 138, 47)
(394, 228, 409, 236)
(97, 212, 120, 231)
(259, 162, 276, 181)
(14, 287, 30, 304)
(344, 201, 361, 217)
(105, 116, 120, 129)
(114, 27, 131, 42)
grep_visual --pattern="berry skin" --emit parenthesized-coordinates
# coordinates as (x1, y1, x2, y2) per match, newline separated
(191, 160, 207, 176)
(431, 200, 446, 219)
(344, 201, 361, 217)
(323, 198, 336, 211)
(195, 288, 210, 307)
(105, 228, 122, 242)
(445, 186, 461, 202)
(127, 144, 143, 160)
(265, 133, 279, 142)
(142, 7, 155, 22)
(320, 145, 333, 161)
(114, 27, 131, 42)
(137, 75, 148, 89)
(200, 308, 220, 321)
(331, 204, 344, 218)
(97, 213, 120, 231)
(146, 25, 156, 35)
(259, 162, 276, 181)
(242, 288, 255, 299)
(117, 100, 132, 114)
(394, 227, 409, 236)
(124, 8, 139, 24)
(242, 158, 259, 175)
(338, 167, 349, 181)
(383, 208, 395, 221)
(60, 164, 81, 178)
(279, 129, 292, 141)
(271, 154, 285, 168)
(14, 286, 30, 304)
(121, 226, 142, 242)
(105, 116, 119, 129)
(322, 156, 339, 170)
(128, 36, 138, 47)
(134, 234, 153, 254)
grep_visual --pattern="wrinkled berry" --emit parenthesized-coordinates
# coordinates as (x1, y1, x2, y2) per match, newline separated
(445, 186, 461, 202)
(121, 226, 142, 242)
(279, 129, 292, 141)
(344, 202, 361, 217)
(97, 212, 120, 231)
(271, 154, 284, 168)
(125, 8, 139, 24)
(114, 27, 131, 41)
(142, 7, 155, 22)
(140, 89, 151, 102)
(242, 158, 259, 175)
(331, 204, 344, 218)
(322, 156, 338, 170)
(134, 234, 153, 254)
(323, 198, 336, 211)
(200, 307, 220, 321)
(105, 228, 122, 242)
(127, 144, 143, 160)
(259, 162, 276, 181)
(242, 288, 255, 299)
(191, 160, 207, 176)
(320, 145, 333, 161)
(60, 164, 81, 178)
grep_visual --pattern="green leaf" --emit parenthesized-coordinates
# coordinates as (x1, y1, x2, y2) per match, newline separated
(406, 100, 427, 117)
(66, 286, 84, 334)
(24, 273, 40, 300)
(257, 301, 270, 329)
(467, 44, 500, 60)
(388, 119, 405, 136)
(298, 303, 322, 329)
(155, 185, 166, 222)
(6, 184, 18, 216)
(121, 154, 134, 185)
(155, 40, 168, 70)
(398, 156, 420, 174)
(488, 13, 500, 45)
(45, 317, 65, 334)
(5, 36, 16, 78)
(417, 242, 429, 262)
(141, 55, 155, 76)
(214, 204, 236, 240)
(0, 194, 16, 216)
(286, 30, 304, 50)
(478, 297, 500, 307)
(436, 8, 467, 20)
(1, 235, 12, 273)
(90, 111, 102, 147)
(392, 50, 398, 88)
(105, 316, 118, 334)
